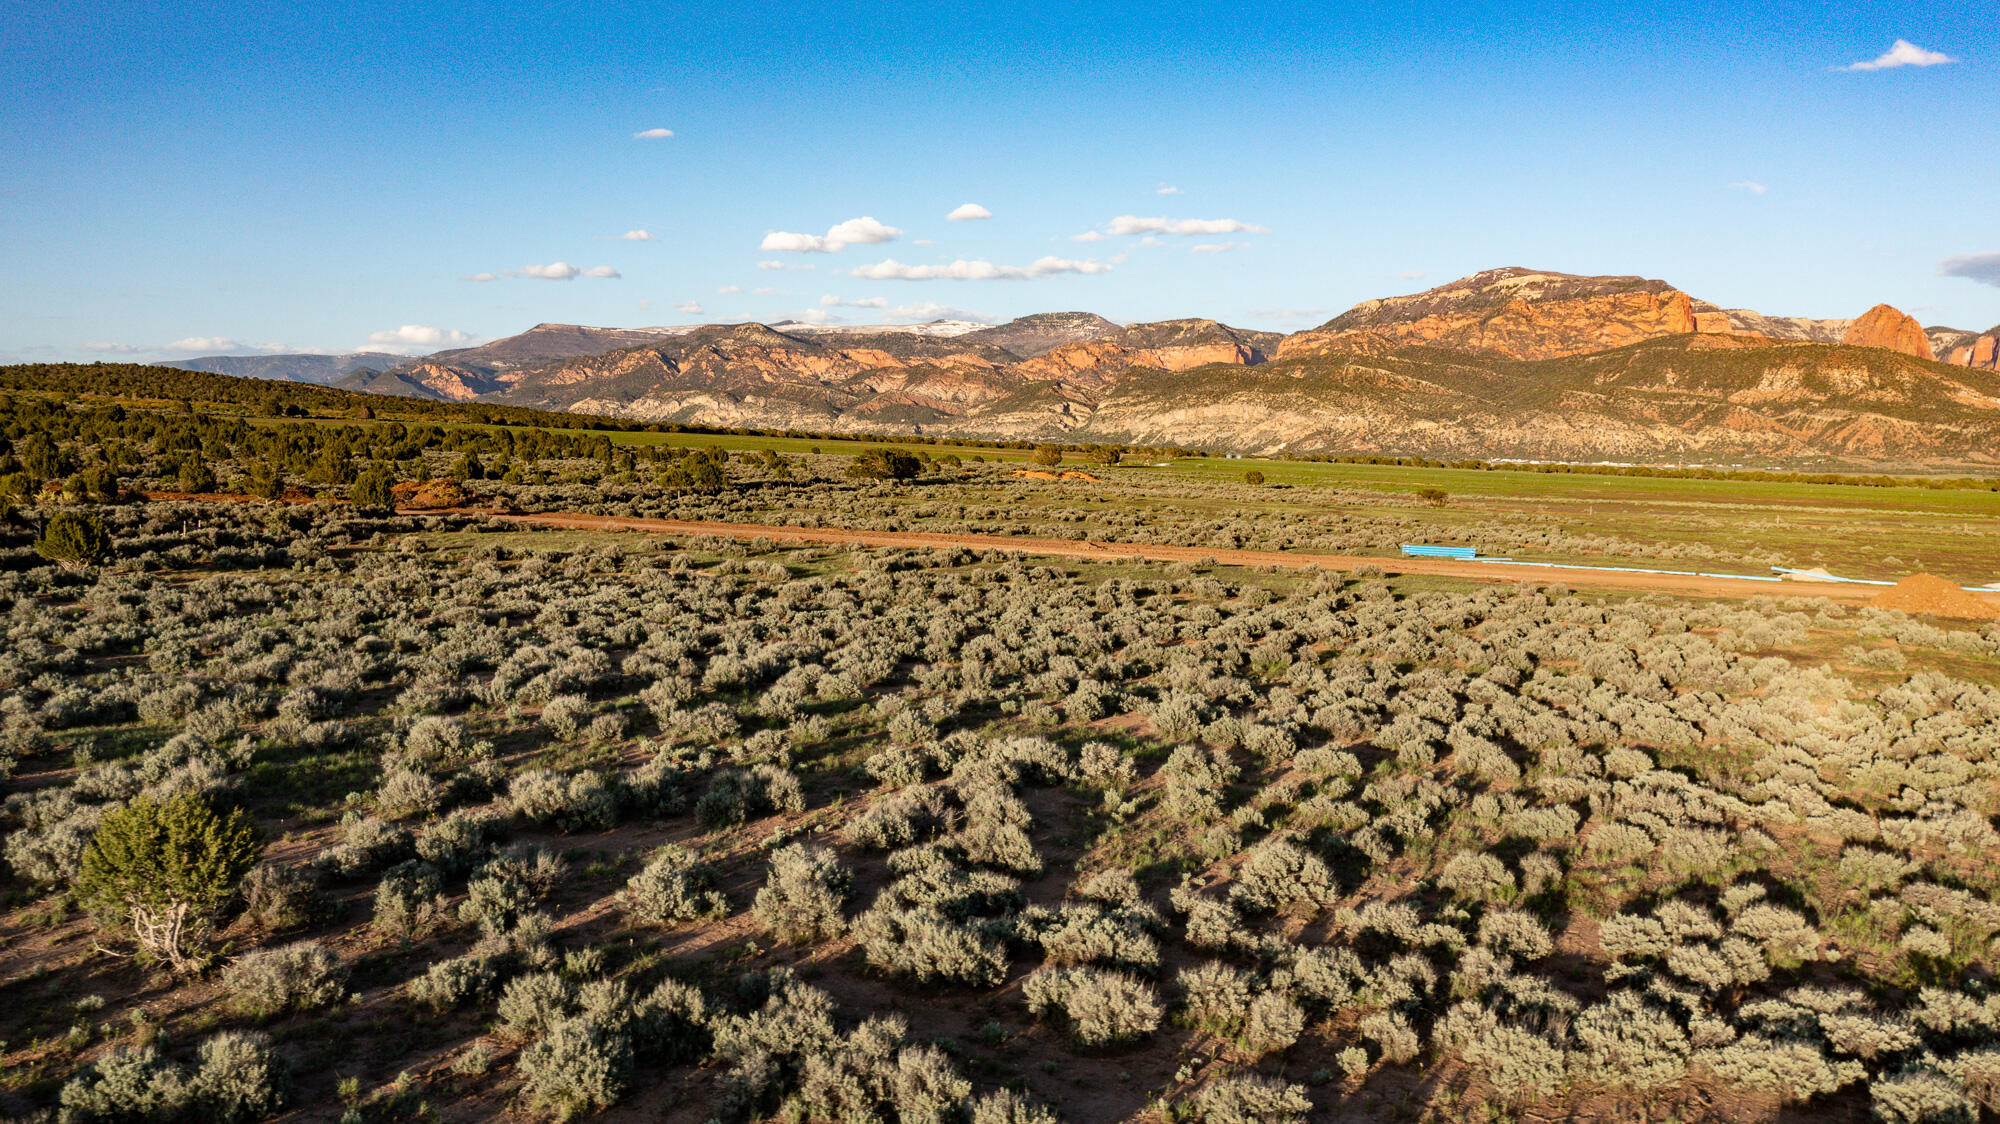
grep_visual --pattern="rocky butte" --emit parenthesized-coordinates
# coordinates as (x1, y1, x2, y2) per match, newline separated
(1839, 304, 1935, 360)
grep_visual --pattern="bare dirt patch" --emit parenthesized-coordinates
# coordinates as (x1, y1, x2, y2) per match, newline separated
(1870, 572, 2000, 620)
(490, 512, 2000, 612)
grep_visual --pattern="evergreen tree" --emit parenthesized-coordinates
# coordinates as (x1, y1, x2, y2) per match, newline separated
(75, 793, 260, 973)
(847, 449, 922, 481)
(34, 510, 110, 569)
(351, 463, 394, 507)
(177, 455, 217, 494)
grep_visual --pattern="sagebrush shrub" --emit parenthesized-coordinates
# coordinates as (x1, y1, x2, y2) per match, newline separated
(1022, 966, 1161, 1046)
(624, 845, 727, 926)
(517, 1015, 632, 1121)
(59, 1030, 286, 1124)
(853, 906, 1009, 986)
(222, 941, 349, 1019)
(509, 769, 618, 833)
(498, 971, 580, 1041)
(238, 862, 327, 931)
(371, 860, 448, 938)
(1185, 1075, 1312, 1124)
(752, 844, 851, 943)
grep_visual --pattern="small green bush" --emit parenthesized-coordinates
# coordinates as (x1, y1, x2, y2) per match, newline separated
(848, 449, 922, 481)
(35, 510, 111, 569)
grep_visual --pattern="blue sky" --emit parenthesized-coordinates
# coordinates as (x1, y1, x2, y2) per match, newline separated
(2, 0, 1995, 360)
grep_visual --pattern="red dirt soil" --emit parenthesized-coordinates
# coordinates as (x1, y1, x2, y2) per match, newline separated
(489, 512, 2000, 617)
(1870, 573, 2000, 621)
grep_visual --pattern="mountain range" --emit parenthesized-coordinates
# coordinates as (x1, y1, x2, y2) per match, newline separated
(170, 268, 2000, 465)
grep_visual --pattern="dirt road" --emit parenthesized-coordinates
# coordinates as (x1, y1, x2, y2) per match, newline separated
(487, 511, 1991, 610)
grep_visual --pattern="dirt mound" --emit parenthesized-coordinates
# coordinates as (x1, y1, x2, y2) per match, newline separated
(394, 479, 474, 510)
(1870, 573, 2000, 620)
(1011, 469, 1102, 482)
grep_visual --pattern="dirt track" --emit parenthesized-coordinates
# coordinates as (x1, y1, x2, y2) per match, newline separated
(486, 511, 2000, 612)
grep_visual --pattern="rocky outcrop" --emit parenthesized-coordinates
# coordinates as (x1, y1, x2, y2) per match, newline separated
(1840, 305, 1935, 359)
(1688, 302, 1851, 343)
(1015, 338, 1263, 384)
(336, 362, 507, 402)
(1938, 326, 2000, 371)
(1281, 268, 1698, 361)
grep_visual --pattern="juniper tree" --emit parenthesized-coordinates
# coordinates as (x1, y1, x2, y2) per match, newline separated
(75, 793, 261, 973)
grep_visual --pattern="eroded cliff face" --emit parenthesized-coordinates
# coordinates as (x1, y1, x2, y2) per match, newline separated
(1014, 340, 1262, 383)
(396, 363, 508, 401)
(1281, 269, 1698, 361)
(1840, 305, 1935, 360)
(1940, 327, 2000, 372)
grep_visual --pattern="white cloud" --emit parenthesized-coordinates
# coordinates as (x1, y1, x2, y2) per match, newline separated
(86, 337, 326, 356)
(518, 262, 580, 280)
(914, 238, 936, 246)
(461, 272, 498, 282)
(1389, 270, 1427, 280)
(761, 231, 837, 253)
(718, 284, 743, 294)
(1138, 236, 1165, 247)
(675, 301, 704, 315)
(827, 217, 899, 245)
(880, 302, 989, 322)
(946, 202, 992, 221)
(634, 127, 675, 139)
(1730, 181, 1768, 195)
(760, 215, 903, 253)
(1104, 215, 1271, 236)
(752, 286, 777, 294)
(821, 295, 889, 308)
(1070, 230, 1108, 242)
(1844, 39, 1956, 70)
(795, 308, 840, 325)
(758, 260, 815, 271)
(1190, 241, 1246, 254)
(618, 229, 653, 241)
(1941, 252, 2000, 287)
(512, 262, 619, 280)
(1156, 184, 1183, 195)
(167, 336, 248, 353)
(367, 325, 474, 347)
(849, 256, 1113, 281)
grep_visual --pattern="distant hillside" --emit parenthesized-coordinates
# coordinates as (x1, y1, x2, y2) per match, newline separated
(958, 312, 1121, 358)
(161, 353, 398, 384)
(1281, 268, 1697, 361)
(1074, 336, 2000, 464)
(420, 323, 689, 374)
(137, 266, 2000, 467)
